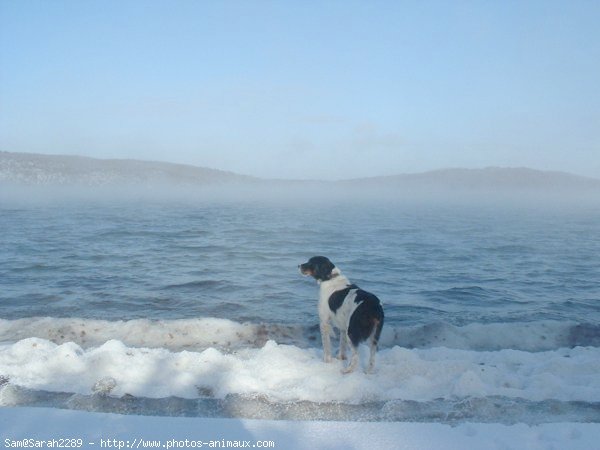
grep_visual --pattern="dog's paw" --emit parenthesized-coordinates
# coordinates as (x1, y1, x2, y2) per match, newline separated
(341, 366, 356, 375)
(337, 354, 347, 361)
(324, 355, 333, 363)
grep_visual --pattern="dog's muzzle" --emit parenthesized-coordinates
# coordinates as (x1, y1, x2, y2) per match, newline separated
(298, 264, 313, 276)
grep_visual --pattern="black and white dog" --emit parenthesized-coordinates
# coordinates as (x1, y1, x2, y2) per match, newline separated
(299, 256, 384, 374)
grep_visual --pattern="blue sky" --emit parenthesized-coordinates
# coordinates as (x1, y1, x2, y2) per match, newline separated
(1, 1, 599, 180)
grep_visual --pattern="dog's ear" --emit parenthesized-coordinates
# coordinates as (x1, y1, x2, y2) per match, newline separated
(314, 258, 335, 281)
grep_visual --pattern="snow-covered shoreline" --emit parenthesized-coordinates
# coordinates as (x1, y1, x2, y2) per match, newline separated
(2, 336, 599, 404)
(1, 407, 599, 450)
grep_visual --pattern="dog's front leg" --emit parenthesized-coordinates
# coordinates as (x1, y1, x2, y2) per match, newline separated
(320, 321, 333, 363)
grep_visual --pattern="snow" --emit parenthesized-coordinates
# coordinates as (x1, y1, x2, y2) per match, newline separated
(1, 338, 599, 404)
(1, 407, 598, 450)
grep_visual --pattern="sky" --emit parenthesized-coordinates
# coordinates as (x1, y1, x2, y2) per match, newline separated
(1, 0, 599, 180)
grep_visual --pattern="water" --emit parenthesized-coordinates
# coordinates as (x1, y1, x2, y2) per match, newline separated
(1, 194, 600, 423)
(2, 199, 600, 326)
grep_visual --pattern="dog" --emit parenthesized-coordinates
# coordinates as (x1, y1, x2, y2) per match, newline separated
(299, 256, 384, 373)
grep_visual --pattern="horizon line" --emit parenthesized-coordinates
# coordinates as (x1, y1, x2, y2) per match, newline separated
(1, 150, 599, 183)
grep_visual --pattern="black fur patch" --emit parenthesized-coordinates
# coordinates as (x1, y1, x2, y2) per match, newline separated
(348, 293, 384, 348)
(328, 284, 358, 312)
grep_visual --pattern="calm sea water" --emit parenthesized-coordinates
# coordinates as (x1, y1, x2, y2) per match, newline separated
(2, 196, 600, 328)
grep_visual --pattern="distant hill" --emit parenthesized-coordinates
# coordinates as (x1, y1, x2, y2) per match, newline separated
(0, 151, 256, 186)
(340, 167, 600, 192)
(1, 152, 599, 194)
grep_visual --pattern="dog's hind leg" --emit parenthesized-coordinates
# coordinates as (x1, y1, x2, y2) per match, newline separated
(342, 345, 359, 374)
(338, 329, 348, 360)
(367, 318, 383, 374)
(344, 320, 364, 373)
(367, 338, 378, 374)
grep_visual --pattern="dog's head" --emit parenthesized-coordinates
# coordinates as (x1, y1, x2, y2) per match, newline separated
(299, 256, 337, 282)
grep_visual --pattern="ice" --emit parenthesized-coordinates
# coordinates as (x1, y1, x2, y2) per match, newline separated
(2, 317, 599, 353)
(0, 317, 285, 351)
